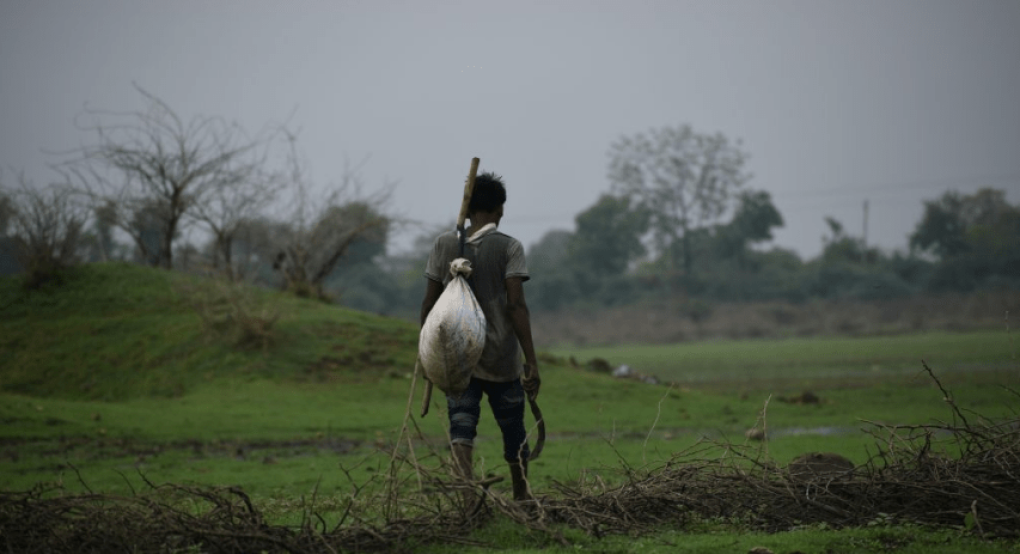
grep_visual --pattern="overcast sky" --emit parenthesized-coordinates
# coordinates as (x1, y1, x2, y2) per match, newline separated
(2, 0, 1018, 260)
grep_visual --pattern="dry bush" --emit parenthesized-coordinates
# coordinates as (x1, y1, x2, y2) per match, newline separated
(1, 174, 88, 289)
(176, 275, 280, 350)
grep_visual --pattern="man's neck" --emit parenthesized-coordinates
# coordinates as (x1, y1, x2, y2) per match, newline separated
(467, 212, 500, 234)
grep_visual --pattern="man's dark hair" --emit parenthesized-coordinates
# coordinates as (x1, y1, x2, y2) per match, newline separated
(469, 172, 507, 213)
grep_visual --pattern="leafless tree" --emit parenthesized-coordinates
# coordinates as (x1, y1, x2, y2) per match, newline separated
(90, 201, 118, 262)
(608, 124, 750, 278)
(221, 216, 287, 285)
(0, 190, 14, 237)
(57, 85, 279, 270)
(0, 172, 89, 287)
(271, 145, 395, 300)
(186, 147, 283, 280)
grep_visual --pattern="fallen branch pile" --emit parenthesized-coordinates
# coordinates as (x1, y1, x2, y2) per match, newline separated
(532, 364, 1020, 537)
(536, 417, 1020, 537)
(0, 476, 488, 553)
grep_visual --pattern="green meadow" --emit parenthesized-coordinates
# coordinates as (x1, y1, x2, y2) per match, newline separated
(2, 263, 1018, 552)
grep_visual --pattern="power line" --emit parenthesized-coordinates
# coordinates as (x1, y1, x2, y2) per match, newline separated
(497, 172, 1020, 228)
(768, 172, 1020, 198)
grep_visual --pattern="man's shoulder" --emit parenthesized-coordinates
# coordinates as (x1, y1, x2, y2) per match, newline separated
(433, 230, 459, 247)
(488, 230, 521, 245)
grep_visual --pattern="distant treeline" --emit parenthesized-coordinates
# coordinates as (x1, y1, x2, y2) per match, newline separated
(1, 105, 1017, 319)
(2, 183, 1017, 321)
(344, 186, 1020, 320)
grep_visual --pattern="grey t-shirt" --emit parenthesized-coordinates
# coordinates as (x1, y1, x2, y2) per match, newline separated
(425, 226, 529, 382)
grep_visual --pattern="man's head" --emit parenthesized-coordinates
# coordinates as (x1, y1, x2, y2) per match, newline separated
(469, 172, 507, 216)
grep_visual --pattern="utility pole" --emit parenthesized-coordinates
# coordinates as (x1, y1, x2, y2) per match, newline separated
(862, 199, 870, 264)
(862, 199, 869, 248)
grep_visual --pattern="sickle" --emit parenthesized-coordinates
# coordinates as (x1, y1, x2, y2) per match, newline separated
(527, 393, 545, 461)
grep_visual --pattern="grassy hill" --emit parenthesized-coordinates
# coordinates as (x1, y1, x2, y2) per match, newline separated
(0, 263, 419, 401)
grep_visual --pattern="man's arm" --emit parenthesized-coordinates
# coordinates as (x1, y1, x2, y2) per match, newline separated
(505, 276, 540, 398)
(420, 278, 444, 326)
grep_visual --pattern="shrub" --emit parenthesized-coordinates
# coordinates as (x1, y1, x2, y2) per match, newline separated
(1, 178, 88, 289)
(177, 276, 280, 350)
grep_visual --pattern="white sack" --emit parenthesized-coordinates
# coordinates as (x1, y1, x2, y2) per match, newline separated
(418, 258, 486, 396)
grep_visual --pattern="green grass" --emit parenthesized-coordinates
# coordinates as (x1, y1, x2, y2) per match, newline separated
(2, 264, 1018, 552)
(550, 330, 1017, 388)
(414, 523, 1020, 553)
(4, 351, 1016, 526)
(0, 262, 418, 400)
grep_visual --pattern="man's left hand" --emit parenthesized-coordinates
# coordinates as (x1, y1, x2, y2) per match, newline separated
(521, 363, 540, 400)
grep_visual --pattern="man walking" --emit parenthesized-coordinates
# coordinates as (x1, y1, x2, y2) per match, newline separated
(420, 171, 540, 501)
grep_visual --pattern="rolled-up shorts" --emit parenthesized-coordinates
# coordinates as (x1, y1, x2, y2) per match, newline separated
(447, 376, 530, 463)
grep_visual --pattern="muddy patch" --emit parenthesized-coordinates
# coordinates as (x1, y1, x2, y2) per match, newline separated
(4, 435, 365, 471)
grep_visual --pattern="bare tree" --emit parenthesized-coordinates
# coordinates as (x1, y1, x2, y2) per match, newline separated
(1, 172, 88, 287)
(0, 190, 14, 237)
(0, 190, 17, 277)
(608, 124, 750, 278)
(186, 148, 283, 280)
(271, 148, 395, 300)
(57, 85, 278, 270)
(223, 216, 288, 286)
(91, 201, 118, 262)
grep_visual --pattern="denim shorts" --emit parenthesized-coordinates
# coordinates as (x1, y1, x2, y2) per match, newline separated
(447, 376, 530, 463)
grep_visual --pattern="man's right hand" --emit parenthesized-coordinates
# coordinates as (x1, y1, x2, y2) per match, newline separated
(521, 363, 540, 400)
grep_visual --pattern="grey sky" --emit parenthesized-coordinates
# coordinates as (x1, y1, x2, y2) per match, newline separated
(2, 0, 1018, 259)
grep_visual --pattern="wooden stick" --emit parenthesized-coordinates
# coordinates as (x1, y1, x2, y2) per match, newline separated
(421, 157, 481, 418)
(418, 358, 432, 418)
(457, 157, 481, 232)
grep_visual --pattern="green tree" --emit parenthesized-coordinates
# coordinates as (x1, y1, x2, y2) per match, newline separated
(275, 199, 391, 300)
(807, 217, 916, 300)
(730, 190, 783, 245)
(909, 191, 969, 258)
(716, 189, 784, 263)
(821, 217, 874, 264)
(691, 190, 786, 300)
(567, 194, 649, 279)
(526, 229, 580, 311)
(379, 225, 450, 320)
(608, 124, 750, 280)
(910, 188, 1020, 290)
(911, 188, 1019, 259)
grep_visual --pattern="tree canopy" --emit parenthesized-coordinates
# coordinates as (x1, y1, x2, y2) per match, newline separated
(568, 194, 649, 279)
(608, 124, 750, 278)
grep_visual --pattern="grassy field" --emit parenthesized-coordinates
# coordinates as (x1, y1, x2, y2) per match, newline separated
(549, 331, 1017, 387)
(2, 263, 1018, 552)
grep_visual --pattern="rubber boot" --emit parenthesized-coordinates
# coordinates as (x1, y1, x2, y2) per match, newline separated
(509, 460, 531, 501)
(451, 443, 477, 509)
(451, 443, 474, 481)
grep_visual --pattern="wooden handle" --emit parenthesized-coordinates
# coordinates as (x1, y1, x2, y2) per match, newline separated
(420, 380, 433, 418)
(457, 157, 481, 229)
